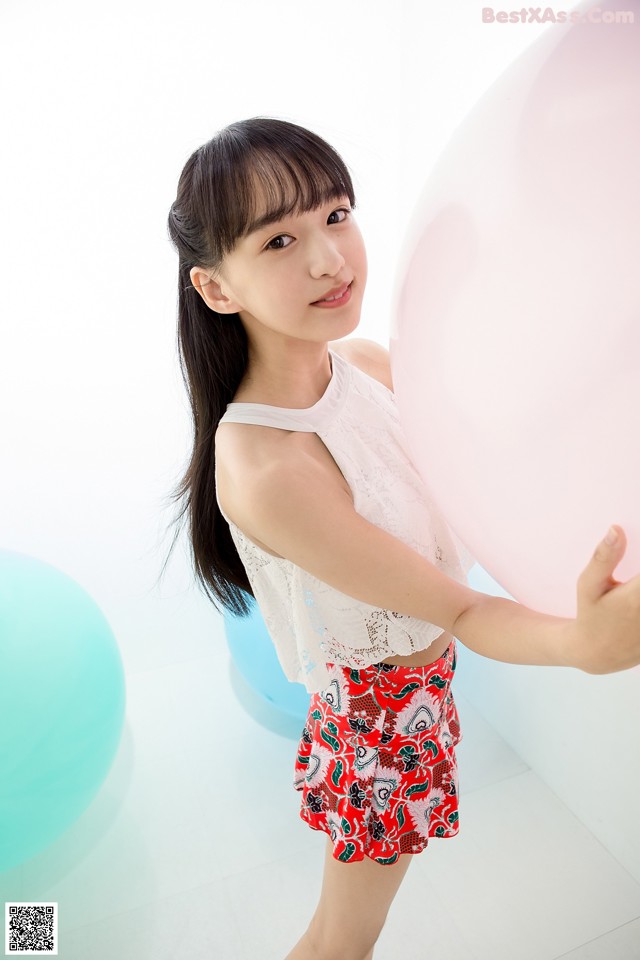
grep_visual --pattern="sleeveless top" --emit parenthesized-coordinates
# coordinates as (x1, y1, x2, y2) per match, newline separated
(215, 349, 475, 694)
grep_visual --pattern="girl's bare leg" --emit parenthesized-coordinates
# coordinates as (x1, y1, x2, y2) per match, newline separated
(285, 838, 412, 959)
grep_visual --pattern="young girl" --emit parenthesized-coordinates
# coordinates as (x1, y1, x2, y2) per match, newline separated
(165, 117, 640, 960)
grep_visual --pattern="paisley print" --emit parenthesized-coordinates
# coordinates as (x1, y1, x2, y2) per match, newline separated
(293, 639, 462, 865)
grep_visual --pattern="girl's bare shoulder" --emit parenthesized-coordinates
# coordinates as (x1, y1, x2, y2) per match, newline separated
(215, 338, 393, 489)
(215, 422, 352, 550)
(329, 337, 394, 391)
(215, 339, 389, 530)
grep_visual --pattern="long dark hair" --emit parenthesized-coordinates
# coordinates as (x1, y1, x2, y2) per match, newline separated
(161, 117, 357, 617)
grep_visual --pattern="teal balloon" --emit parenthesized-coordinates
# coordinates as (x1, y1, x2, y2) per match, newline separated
(224, 597, 310, 723)
(0, 550, 125, 872)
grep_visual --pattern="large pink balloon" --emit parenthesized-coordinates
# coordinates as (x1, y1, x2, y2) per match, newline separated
(390, 0, 639, 618)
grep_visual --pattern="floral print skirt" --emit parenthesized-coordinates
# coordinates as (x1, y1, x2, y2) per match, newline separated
(292, 638, 462, 865)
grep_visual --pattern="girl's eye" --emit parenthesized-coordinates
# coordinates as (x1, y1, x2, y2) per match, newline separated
(328, 207, 350, 225)
(265, 234, 294, 251)
(264, 207, 351, 251)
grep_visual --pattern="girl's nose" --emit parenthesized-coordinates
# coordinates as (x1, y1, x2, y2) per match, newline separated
(308, 237, 345, 278)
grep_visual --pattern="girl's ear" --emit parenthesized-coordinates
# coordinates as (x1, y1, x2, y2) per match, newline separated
(189, 267, 242, 314)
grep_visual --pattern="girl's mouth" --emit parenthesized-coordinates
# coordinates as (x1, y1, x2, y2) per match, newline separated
(311, 281, 353, 308)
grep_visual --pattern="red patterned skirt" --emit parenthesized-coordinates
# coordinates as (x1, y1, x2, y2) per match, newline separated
(292, 638, 462, 865)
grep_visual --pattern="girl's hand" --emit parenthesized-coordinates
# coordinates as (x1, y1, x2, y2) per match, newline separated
(572, 526, 640, 674)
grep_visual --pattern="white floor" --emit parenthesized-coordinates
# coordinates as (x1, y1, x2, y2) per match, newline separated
(2, 621, 640, 960)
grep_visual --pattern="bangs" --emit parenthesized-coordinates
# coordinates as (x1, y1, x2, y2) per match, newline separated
(195, 119, 356, 263)
(239, 149, 355, 240)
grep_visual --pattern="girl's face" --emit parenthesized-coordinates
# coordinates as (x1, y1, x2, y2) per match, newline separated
(204, 192, 368, 345)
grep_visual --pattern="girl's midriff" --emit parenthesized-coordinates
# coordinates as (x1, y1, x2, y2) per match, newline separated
(379, 629, 454, 667)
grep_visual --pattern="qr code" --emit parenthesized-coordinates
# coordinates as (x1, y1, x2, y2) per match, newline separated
(5, 903, 58, 955)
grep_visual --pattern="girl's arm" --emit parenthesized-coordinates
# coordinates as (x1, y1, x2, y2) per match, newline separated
(227, 441, 640, 676)
(453, 526, 638, 676)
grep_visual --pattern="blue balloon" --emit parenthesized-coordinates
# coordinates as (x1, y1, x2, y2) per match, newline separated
(0, 550, 125, 872)
(224, 597, 310, 724)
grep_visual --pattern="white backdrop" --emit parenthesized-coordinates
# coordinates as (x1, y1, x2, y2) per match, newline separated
(2, 0, 638, 890)
(0, 0, 543, 641)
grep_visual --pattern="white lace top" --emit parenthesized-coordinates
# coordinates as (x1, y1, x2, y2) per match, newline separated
(215, 349, 475, 694)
